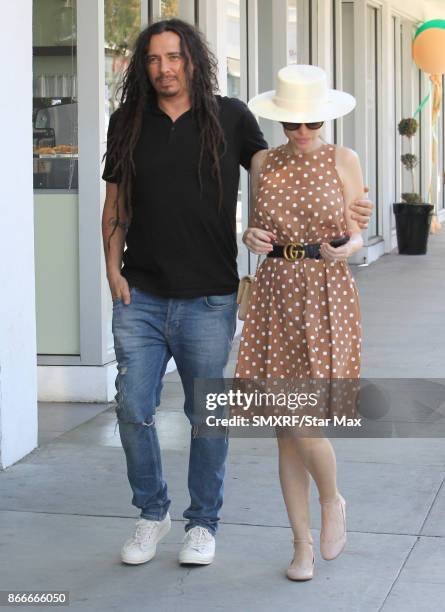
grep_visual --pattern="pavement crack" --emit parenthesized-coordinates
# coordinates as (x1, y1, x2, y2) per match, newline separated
(378, 536, 419, 612)
(418, 473, 445, 536)
(175, 567, 192, 596)
(0, 509, 444, 540)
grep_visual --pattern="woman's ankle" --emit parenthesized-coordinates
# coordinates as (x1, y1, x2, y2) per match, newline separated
(319, 491, 341, 504)
(292, 531, 313, 545)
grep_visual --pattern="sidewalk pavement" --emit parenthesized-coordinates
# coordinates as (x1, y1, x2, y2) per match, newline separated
(1, 232, 445, 612)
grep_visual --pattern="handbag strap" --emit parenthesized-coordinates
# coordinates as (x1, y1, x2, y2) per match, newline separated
(254, 255, 261, 277)
(250, 151, 270, 280)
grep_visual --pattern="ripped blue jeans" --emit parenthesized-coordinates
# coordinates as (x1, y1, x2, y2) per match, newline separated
(112, 286, 237, 536)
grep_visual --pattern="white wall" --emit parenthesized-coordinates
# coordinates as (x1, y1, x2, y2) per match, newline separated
(0, 0, 38, 468)
(425, 1, 445, 20)
(391, 0, 445, 20)
(389, 0, 445, 20)
(388, 0, 425, 20)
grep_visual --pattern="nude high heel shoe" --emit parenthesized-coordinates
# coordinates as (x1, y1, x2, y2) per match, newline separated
(286, 539, 315, 581)
(319, 493, 346, 561)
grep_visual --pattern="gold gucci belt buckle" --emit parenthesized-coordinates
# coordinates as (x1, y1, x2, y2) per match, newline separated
(283, 242, 305, 261)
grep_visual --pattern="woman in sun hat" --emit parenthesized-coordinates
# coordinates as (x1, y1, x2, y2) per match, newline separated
(234, 64, 364, 581)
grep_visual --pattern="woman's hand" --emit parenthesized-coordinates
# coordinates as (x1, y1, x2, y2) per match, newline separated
(320, 242, 353, 262)
(242, 227, 277, 255)
(320, 232, 363, 262)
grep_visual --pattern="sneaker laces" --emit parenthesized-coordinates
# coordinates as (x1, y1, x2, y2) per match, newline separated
(185, 526, 212, 551)
(133, 519, 159, 547)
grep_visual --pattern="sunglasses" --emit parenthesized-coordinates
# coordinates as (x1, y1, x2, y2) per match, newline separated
(281, 121, 324, 131)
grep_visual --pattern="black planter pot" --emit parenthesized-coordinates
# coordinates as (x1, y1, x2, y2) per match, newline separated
(393, 203, 434, 255)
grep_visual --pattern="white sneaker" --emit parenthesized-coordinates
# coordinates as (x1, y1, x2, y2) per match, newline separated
(178, 526, 215, 565)
(121, 513, 171, 565)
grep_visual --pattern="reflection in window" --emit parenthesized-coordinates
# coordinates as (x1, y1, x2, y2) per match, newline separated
(287, 0, 314, 65)
(341, 2, 355, 149)
(288, 0, 297, 64)
(105, 0, 142, 119)
(366, 5, 379, 237)
(104, 1, 142, 351)
(224, 0, 245, 274)
(161, 0, 179, 17)
(159, 0, 195, 22)
(226, 0, 240, 98)
(32, 0, 78, 190)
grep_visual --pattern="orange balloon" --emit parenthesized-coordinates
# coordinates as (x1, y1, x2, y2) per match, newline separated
(413, 28, 445, 74)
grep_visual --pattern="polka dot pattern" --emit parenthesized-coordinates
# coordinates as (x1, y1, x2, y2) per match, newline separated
(235, 143, 361, 383)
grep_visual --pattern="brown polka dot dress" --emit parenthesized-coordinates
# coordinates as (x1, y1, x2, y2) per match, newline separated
(235, 143, 361, 384)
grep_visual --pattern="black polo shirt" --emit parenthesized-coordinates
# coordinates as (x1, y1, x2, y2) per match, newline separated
(102, 95, 267, 298)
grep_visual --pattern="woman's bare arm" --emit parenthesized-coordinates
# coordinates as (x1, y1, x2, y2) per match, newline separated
(320, 146, 364, 262)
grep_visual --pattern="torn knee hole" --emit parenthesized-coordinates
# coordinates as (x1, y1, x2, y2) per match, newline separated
(115, 414, 155, 427)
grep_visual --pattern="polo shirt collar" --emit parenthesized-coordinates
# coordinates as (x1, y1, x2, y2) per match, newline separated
(146, 97, 194, 122)
(146, 97, 166, 116)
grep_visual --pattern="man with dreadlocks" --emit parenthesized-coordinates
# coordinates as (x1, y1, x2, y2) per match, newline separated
(102, 19, 373, 567)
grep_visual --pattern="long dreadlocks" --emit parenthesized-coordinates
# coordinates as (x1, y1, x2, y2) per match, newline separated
(104, 19, 226, 248)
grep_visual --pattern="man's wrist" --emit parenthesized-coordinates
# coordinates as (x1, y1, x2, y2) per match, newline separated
(106, 266, 122, 281)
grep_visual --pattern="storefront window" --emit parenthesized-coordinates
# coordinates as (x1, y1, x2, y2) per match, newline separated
(287, 0, 297, 63)
(103, 1, 142, 353)
(400, 20, 424, 206)
(105, 0, 142, 120)
(393, 16, 401, 218)
(287, 0, 315, 65)
(161, 0, 179, 17)
(32, 0, 78, 191)
(224, 0, 246, 274)
(366, 4, 380, 238)
(159, 0, 196, 22)
(341, 1, 355, 149)
(226, 0, 241, 98)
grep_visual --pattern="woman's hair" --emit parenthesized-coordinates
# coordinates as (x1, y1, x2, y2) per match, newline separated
(105, 19, 226, 247)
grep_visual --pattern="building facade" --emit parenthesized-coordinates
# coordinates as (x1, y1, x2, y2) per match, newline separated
(1, 0, 444, 467)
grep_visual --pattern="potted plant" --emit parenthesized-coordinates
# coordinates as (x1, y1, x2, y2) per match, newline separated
(393, 118, 433, 254)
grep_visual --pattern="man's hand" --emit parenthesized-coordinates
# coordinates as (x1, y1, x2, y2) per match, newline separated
(242, 227, 277, 255)
(350, 186, 373, 230)
(108, 271, 131, 305)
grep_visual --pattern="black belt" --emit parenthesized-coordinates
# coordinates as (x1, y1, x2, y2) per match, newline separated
(267, 236, 349, 261)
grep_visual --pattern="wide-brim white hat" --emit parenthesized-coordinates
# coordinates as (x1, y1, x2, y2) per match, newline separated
(248, 64, 356, 123)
